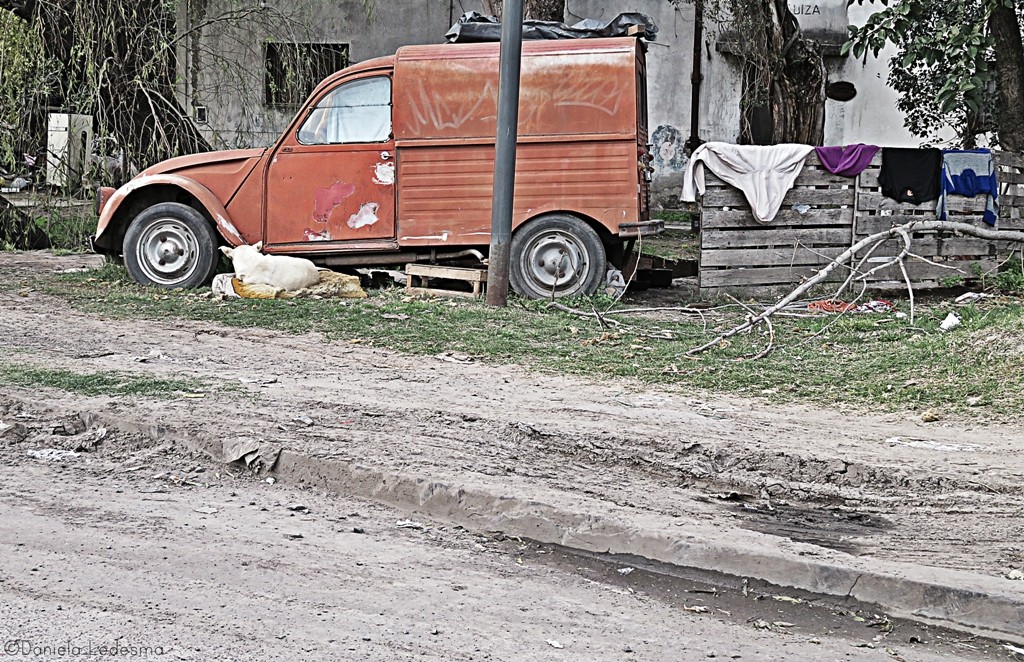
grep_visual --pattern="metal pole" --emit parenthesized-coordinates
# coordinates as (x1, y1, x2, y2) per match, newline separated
(486, 0, 524, 307)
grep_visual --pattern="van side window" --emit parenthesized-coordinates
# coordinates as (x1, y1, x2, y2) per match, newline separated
(297, 77, 391, 145)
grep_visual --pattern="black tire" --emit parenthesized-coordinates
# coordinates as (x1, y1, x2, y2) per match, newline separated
(122, 202, 218, 289)
(509, 214, 607, 299)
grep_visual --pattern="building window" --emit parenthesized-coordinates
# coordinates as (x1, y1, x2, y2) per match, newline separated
(265, 42, 349, 108)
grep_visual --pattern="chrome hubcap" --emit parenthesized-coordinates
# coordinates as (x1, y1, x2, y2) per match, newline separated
(136, 220, 198, 285)
(524, 231, 589, 293)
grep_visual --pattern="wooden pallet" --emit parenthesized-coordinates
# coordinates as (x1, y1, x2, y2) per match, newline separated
(697, 150, 1024, 294)
(405, 263, 488, 298)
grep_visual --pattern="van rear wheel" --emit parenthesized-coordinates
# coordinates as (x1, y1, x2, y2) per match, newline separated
(509, 214, 606, 299)
(123, 202, 218, 289)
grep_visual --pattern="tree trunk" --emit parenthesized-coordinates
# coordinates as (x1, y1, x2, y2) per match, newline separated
(989, 2, 1024, 152)
(483, 0, 565, 22)
(739, 0, 825, 145)
(525, 0, 564, 21)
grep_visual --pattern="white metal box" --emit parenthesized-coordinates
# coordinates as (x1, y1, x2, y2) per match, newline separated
(46, 113, 93, 188)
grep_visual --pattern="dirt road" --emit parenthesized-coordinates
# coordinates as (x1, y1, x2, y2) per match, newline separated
(1, 251, 1023, 655)
(0, 411, 1011, 661)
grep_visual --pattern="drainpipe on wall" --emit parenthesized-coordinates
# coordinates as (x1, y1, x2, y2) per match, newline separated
(685, 0, 705, 154)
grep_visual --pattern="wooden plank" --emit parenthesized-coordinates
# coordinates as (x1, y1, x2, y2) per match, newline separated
(702, 187, 855, 208)
(703, 207, 853, 229)
(701, 246, 845, 268)
(789, 171, 857, 186)
(405, 263, 488, 282)
(1001, 194, 1024, 209)
(998, 169, 1024, 186)
(859, 257, 1000, 282)
(854, 215, 957, 235)
(996, 151, 1024, 169)
(858, 237, 1019, 258)
(405, 286, 479, 299)
(700, 265, 839, 288)
(857, 192, 988, 213)
(702, 227, 851, 249)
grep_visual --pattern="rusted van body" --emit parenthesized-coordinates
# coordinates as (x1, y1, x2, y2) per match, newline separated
(93, 36, 659, 297)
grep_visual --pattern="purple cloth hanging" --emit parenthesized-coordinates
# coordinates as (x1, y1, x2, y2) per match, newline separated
(814, 144, 880, 177)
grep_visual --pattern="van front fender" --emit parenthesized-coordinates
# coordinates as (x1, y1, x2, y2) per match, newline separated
(94, 174, 246, 251)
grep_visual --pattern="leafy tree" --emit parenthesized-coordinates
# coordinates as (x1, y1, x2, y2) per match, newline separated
(846, 0, 1024, 150)
(0, 0, 333, 183)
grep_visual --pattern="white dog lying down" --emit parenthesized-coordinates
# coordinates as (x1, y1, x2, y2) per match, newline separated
(219, 242, 319, 291)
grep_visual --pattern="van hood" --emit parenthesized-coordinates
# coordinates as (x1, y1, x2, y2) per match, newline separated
(140, 148, 266, 177)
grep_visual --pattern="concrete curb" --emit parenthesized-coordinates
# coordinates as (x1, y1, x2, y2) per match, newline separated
(267, 449, 1024, 645)
(70, 407, 1024, 644)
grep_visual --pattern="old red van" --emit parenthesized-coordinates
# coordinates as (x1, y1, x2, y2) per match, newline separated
(92, 36, 659, 298)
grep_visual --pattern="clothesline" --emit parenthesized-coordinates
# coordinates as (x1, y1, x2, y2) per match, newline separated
(682, 142, 1000, 226)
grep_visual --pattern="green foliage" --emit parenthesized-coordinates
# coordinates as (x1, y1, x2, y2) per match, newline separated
(0, 12, 45, 171)
(845, 0, 1022, 145)
(993, 257, 1024, 293)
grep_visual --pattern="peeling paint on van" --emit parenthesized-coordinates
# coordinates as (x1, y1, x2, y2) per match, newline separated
(372, 162, 395, 186)
(303, 228, 333, 241)
(216, 214, 244, 243)
(314, 182, 357, 223)
(401, 231, 450, 242)
(347, 202, 380, 229)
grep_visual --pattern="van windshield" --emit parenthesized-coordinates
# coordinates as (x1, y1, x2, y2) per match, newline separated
(298, 77, 392, 144)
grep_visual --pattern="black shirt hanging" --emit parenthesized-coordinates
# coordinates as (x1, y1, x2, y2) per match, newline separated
(879, 147, 942, 204)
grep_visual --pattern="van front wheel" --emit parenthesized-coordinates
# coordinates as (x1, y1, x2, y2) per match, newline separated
(123, 202, 218, 289)
(509, 215, 606, 299)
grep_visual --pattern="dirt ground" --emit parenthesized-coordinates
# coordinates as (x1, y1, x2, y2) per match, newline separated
(1, 251, 1023, 652)
(2, 426, 1011, 661)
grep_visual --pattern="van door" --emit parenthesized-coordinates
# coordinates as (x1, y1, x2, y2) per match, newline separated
(264, 75, 396, 246)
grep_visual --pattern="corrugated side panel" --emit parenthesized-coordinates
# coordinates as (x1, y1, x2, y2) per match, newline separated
(396, 140, 638, 246)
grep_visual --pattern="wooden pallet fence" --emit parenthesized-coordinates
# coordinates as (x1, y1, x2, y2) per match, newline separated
(699, 152, 857, 290)
(698, 150, 1024, 294)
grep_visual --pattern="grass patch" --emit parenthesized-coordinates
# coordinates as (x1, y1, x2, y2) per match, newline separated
(0, 362, 211, 398)
(640, 228, 699, 262)
(18, 262, 1024, 420)
(653, 209, 696, 226)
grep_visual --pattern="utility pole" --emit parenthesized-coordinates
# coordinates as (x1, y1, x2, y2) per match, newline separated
(486, 0, 524, 307)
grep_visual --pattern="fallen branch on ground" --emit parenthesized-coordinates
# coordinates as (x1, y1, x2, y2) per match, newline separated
(686, 221, 1024, 357)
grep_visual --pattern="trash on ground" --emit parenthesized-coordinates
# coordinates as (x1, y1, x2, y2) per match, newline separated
(397, 519, 426, 530)
(27, 448, 78, 461)
(617, 567, 634, 576)
(954, 292, 989, 305)
(808, 299, 856, 313)
(939, 312, 961, 331)
(435, 352, 474, 365)
(855, 299, 894, 313)
(546, 640, 564, 649)
(193, 506, 218, 515)
(884, 436, 978, 452)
